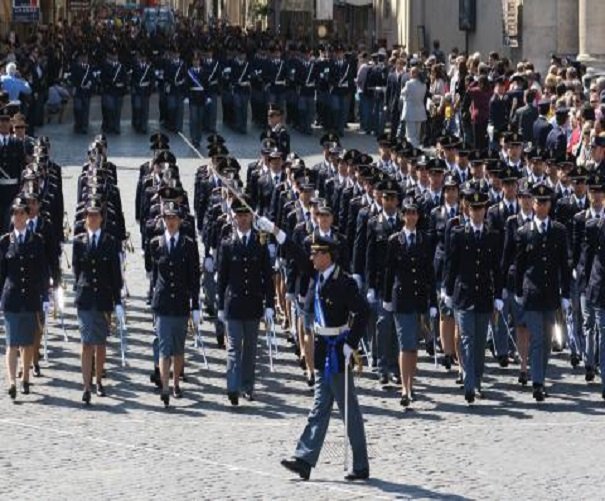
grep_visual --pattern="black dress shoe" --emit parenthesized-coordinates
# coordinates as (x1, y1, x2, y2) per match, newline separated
(82, 390, 91, 405)
(518, 372, 528, 386)
(161, 392, 170, 408)
(150, 368, 162, 389)
(173, 386, 183, 399)
(570, 353, 581, 368)
(33, 364, 41, 377)
(21, 381, 30, 395)
(443, 354, 452, 370)
(298, 356, 306, 370)
(425, 343, 435, 357)
(306, 374, 315, 388)
(533, 385, 545, 402)
(216, 335, 226, 349)
(242, 391, 254, 401)
(96, 383, 106, 397)
(228, 392, 239, 406)
(391, 374, 401, 385)
(8, 384, 17, 400)
(585, 366, 596, 382)
(465, 391, 475, 404)
(497, 355, 509, 368)
(280, 458, 311, 480)
(379, 374, 389, 387)
(410, 390, 417, 401)
(344, 469, 369, 481)
(400, 394, 410, 407)
(455, 374, 464, 385)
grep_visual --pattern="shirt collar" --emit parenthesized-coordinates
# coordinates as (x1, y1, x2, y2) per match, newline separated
(590, 207, 604, 218)
(236, 229, 251, 241)
(13, 228, 26, 240)
(319, 228, 332, 238)
(470, 222, 484, 233)
(164, 230, 179, 243)
(520, 210, 533, 221)
(534, 216, 550, 231)
(88, 229, 101, 241)
(403, 227, 416, 238)
(320, 263, 336, 283)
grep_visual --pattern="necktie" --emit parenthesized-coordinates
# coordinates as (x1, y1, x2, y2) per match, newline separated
(596, 214, 601, 219)
(508, 204, 514, 214)
(388, 217, 394, 228)
(18, 233, 23, 245)
(449, 207, 455, 218)
(305, 211, 310, 221)
(319, 273, 325, 289)
(475, 230, 481, 240)
(460, 172, 465, 182)
(274, 175, 279, 185)
(409, 233, 415, 247)
(541, 222, 547, 233)
(242, 235, 247, 247)
(525, 218, 531, 224)
(434, 195, 440, 205)
(91, 233, 97, 250)
(28, 220, 34, 233)
(170, 236, 175, 254)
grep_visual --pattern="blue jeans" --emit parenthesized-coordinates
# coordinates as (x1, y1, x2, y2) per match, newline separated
(455, 310, 490, 393)
(189, 102, 204, 145)
(376, 300, 399, 377)
(225, 319, 259, 394)
(297, 95, 315, 134)
(592, 306, 605, 389)
(581, 294, 596, 367)
(294, 368, 369, 472)
(233, 91, 249, 132)
(524, 310, 556, 385)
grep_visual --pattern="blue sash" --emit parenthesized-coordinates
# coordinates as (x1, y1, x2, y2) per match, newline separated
(314, 274, 348, 378)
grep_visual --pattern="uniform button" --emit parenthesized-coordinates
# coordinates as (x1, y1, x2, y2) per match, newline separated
(475, 273, 479, 278)
(171, 293, 175, 298)
(93, 279, 97, 283)
(21, 278, 25, 282)
(411, 268, 416, 272)
(414, 292, 418, 296)
(244, 268, 248, 272)
(413, 280, 417, 284)
(20, 256, 23, 260)
(544, 270, 548, 275)
(170, 272, 174, 277)
(91, 259, 96, 264)
(92, 268, 96, 273)
(542, 244, 546, 249)
(542, 257, 547, 261)
(411, 258, 416, 262)
(475, 286, 479, 291)
(171, 282, 175, 286)
(20, 267, 24, 271)
(244, 279, 248, 284)
(169, 262, 173, 267)
(476, 260, 480, 265)
(243, 257, 248, 262)
(21, 288, 25, 293)
(94, 288, 98, 292)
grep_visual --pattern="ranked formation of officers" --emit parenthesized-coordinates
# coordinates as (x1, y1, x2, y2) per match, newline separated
(4, 108, 605, 480)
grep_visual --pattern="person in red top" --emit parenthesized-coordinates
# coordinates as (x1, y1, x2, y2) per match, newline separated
(463, 75, 492, 151)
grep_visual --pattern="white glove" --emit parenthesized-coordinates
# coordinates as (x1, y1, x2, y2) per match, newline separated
(572, 269, 577, 280)
(268, 243, 277, 259)
(297, 294, 306, 304)
(382, 301, 393, 312)
(42, 301, 51, 315)
(264, 307, 275, 324)
(192, 309, 201, 326)
(285, 293, 295, 301)
(501, 288, 509, 300)
(343, 342, 354, 363)
(445, 296, 453, 309)
(256, 216, 275, 233)
(275, 230, 286, 245)
(115, 304, 125, 324)
(366, 288, 376, 304)
(494, 299, 504, 312)
(515, 295, 523, 306)
(561, 298, 571, 312)
(204, 256, 214, 273)
(218, 310, 226, 323)
(429, 307, 438, 319)
(352, 274, 363, 290)
(440, 287, 447, 301)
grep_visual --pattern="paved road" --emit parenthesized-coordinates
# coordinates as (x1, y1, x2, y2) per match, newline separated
(1, 114, 604, 500)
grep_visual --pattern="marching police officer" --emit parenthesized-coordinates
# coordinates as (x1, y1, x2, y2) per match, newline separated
(217, 198, 275, 405)
(130, 50, 154, 135)
(0, 109, 26, 234)
(0, 196, 49, 400)
(444, 191, 504, 403)
(72, 197, 124, 405)
(514, 184, 571, 402)
(383, 199, 437, 406)
(149, 201, 201, 407)
(70, 51, 95, 135)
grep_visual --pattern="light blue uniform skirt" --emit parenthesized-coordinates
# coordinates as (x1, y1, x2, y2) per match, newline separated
(78, 309, 111, 346)
(5, 312, 37, 347)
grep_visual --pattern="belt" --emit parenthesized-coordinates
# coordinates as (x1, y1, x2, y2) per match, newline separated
(313, 323, 348, 337)
(0, 178, 18, 186)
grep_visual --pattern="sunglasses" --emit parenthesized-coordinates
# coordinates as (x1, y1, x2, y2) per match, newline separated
(14, 125, 25, 129)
